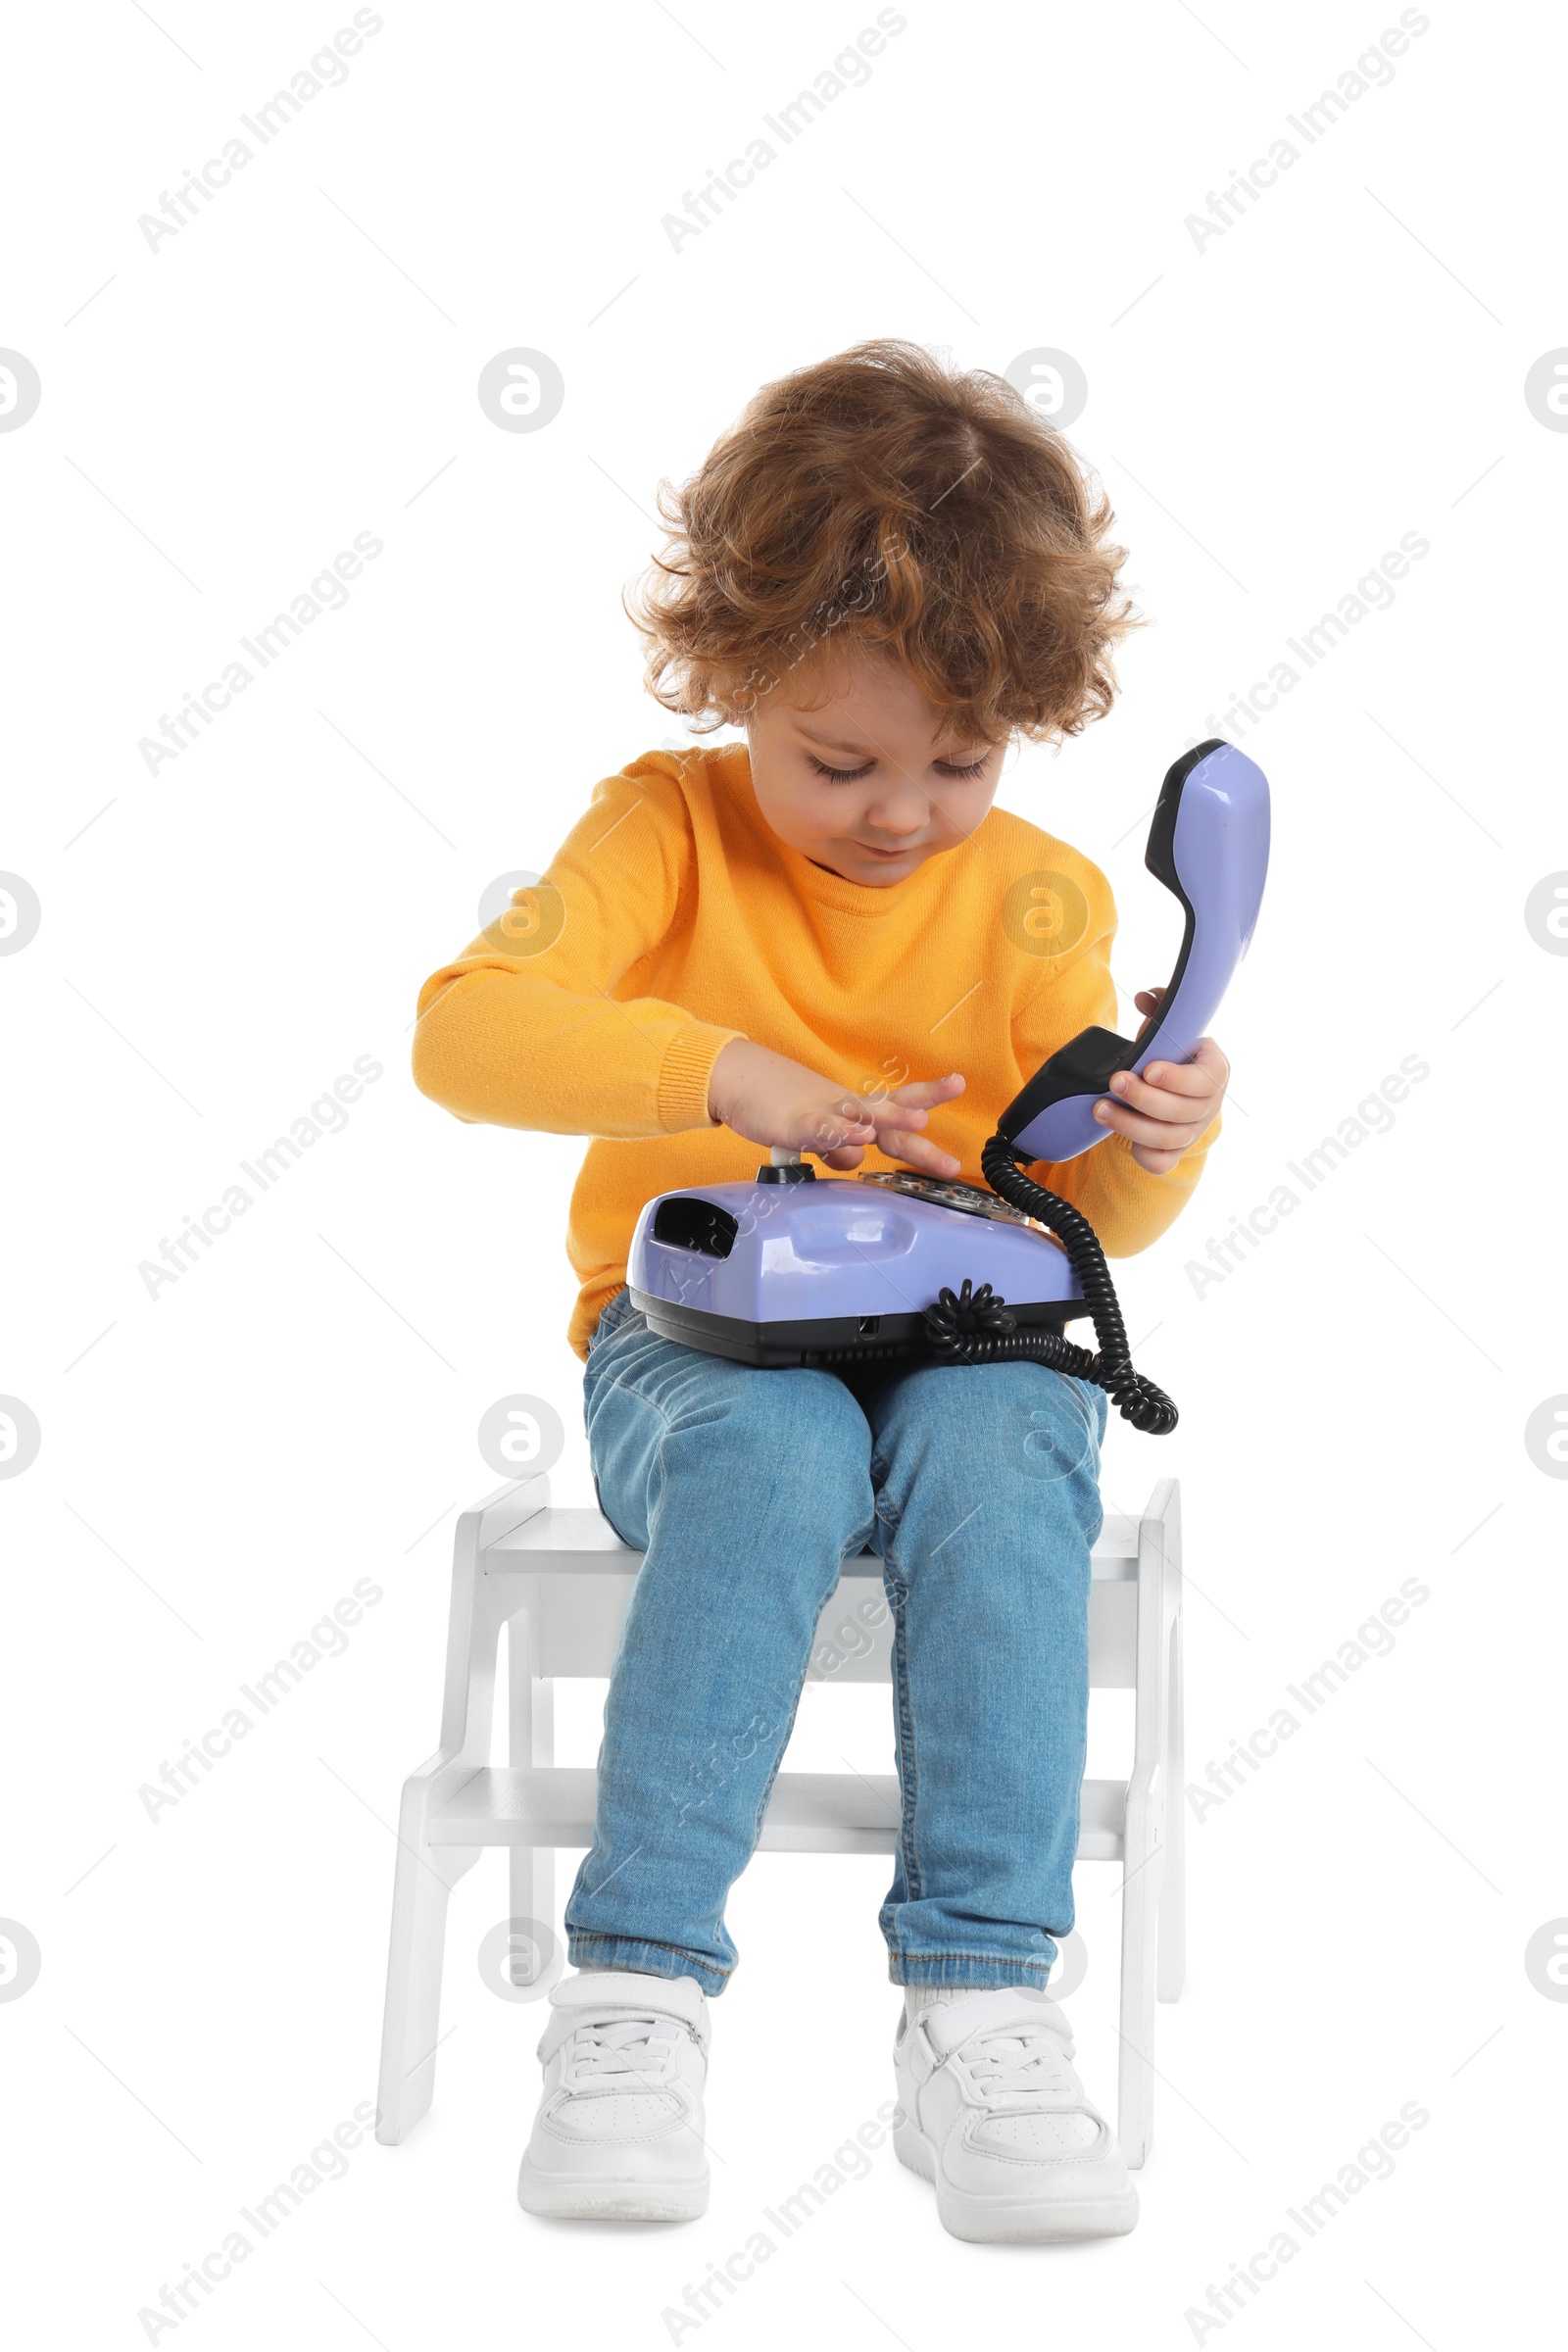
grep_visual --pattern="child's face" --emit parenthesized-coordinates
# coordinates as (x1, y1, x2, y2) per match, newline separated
(744, 649, 1004, 888)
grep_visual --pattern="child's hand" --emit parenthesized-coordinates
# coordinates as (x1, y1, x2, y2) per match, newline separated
(1091, 986, 1230, 1175)
(708, 1041, 965, 1176)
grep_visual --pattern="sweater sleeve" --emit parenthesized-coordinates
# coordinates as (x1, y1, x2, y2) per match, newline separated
(412, 757, 746, 1139)
(1009, 857, 1220, 1258)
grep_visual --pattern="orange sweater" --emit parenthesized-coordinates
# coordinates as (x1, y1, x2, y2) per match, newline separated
(413, 744, 1220, 1359)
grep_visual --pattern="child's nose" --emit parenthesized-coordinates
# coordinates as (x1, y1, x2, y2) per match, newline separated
(862, 792, 930, 836)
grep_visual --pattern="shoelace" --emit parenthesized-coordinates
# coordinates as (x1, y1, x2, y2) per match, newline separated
(962, 2024, 1075, 2100)
(565, 2016, 682, 2085)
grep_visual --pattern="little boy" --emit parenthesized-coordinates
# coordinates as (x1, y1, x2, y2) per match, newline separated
(412, 339, 1228, 2243)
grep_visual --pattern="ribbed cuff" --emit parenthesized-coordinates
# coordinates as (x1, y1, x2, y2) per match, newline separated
(656, 1022, 745, 1133)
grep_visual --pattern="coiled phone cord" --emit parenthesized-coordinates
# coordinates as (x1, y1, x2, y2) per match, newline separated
(919, 1132, 1179, 1436)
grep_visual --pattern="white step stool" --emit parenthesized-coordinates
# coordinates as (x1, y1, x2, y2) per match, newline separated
(375, 1473, 1185, 2165)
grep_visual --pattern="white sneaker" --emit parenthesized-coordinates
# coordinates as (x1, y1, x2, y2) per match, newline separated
(516, 1969, 711, 2222)
(893, 1985, 1139, 2242)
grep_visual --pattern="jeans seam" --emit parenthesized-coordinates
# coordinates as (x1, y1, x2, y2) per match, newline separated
(882, 1556, 923, 1905)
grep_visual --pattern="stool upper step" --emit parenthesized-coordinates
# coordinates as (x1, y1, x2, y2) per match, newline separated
(482, 1503, 1142, 1579)
(428, 1764, 1128, 1861)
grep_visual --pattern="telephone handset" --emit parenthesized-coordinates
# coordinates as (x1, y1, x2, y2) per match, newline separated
(999, 739, 1270, 1165)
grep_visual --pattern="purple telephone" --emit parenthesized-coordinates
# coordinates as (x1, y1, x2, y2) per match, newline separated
(627, 740, 1270, 1433)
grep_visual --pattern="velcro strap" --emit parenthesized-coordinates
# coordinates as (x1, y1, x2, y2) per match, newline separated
(918, 1987, 1072, 2061)
(536, 1970, 710, 2064)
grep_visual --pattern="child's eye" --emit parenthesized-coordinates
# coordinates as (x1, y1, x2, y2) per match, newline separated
(808, 753, 992, 784)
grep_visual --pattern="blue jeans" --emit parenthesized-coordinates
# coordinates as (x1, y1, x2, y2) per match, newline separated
(564, 1286, 1107, 1996)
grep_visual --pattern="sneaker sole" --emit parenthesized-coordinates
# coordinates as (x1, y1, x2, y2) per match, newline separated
(894, 2121, 1139, 2242)
(516, 2158, 709, 2224)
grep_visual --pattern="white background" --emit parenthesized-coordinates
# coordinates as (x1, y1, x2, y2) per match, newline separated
(3, 0, 1565, 2343)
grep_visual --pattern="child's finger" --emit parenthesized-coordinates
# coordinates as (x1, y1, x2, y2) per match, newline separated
(1094, 1099, 1208, 1149)
(1110, 1058, 1215, 1107)
(887, 1072, 964, 1109)
(878, 1127, 961, 1176)
(1139, 1039, 1229, 1091)
(806, 1105, 877, 1152)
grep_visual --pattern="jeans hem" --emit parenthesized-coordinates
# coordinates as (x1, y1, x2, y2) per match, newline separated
(885, 1950, 1056, 1989)
(565, 1933, 731, 1997)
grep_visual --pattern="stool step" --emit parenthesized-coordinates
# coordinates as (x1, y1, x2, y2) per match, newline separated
(480, 1507, 1142, 1580)
(427, 1767, 1127, 1861)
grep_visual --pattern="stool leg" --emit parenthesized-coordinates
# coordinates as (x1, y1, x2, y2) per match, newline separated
(1158, 1608, 1187, 2002)
(1117, 1789, 1161, 2170)
(376, 1535, 505, 2145)
(1118, 1481, 1175, 2169)
(376, 1769, 478, 2144)
(508, 1611, 555, 1977)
